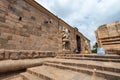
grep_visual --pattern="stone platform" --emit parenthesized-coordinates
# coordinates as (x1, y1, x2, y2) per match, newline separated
(0, 54, 120, 80)
(21, 65, 106, 80)
(57, 54, 120, 62)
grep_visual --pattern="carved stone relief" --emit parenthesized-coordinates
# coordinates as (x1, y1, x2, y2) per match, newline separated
(62, 27, 70, 39)
(62, 27, 70, 50)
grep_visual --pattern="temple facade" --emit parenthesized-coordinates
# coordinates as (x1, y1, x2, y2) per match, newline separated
(0, 1, 120, 80)
(0, 0, 90, 54)
(95, 21, 120, 54)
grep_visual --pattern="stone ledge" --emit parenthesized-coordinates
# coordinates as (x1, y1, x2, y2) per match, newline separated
(0, 58, 47, 73)
(0, 49, 56, 60)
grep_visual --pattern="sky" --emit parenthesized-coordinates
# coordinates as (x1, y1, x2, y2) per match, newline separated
(35, 0, 120, 47)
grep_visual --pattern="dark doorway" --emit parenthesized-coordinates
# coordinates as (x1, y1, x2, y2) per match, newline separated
(76, 35, 81, 53)
(65, 41, 70, 50)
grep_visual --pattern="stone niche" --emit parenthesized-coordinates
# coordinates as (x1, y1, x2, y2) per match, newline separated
(62, 26, 70, 51)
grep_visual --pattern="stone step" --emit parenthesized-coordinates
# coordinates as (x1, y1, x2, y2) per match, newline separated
(46, 61, 120, 73)
(57, 54, 120, 59)
(0, 58, 45, 73)
(2, 76, 23, 80)
(44, 62, 120, 80)
(63, 57, 120, 62)
(26, 65, 106, 80)
(20, 72, 43, 80)
(9, 76, 23, 80)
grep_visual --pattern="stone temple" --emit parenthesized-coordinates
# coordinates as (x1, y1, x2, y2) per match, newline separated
(95, 21, 120, 54)
(0, 0, 120, 80)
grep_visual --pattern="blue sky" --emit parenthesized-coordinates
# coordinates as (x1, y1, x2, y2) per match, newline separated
(35, 0, 120, 47)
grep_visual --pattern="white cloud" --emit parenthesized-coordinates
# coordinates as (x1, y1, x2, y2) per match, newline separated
(57, 0, 69, 6)
(35, 0, 120, 47)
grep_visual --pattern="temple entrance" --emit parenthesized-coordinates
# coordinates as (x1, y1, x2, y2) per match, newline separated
(76, 35, 81, 53)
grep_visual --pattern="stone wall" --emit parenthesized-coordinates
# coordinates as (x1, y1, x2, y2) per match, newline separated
(0, 0, 90, 54)
(95, 21, 120, 54)
(0, 49, 56, 60)
(0, 0, 60, 51)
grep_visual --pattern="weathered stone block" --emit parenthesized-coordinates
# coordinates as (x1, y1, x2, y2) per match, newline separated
(7, 0, 17, 4)
(8, 5, 15, 12)
(0, 38, 8, 45)
(39, 52, 45, 58)
(3, 44, 16, 49)
(4, 50, 12, 59)
(27, 51, 33, 59)
(19, 32, 30, 37)
(0, 0, 9, 8)
(30, 16, 36, 20)
(19, 52, 28, 59)
(7, 12, 19, 20)
(0, 13, 5, 18)
(5, 20, 16, 29)
(0, 16, 5, 22)
(8, 4, 23, 17)
(0, 49, 5, 60)
(32, 52, 39, 58)
(9, 51, 19, 60)
(7, 35, 12, 40)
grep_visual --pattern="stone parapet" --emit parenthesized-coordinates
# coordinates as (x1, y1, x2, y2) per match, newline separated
(0, 49, 56, 60)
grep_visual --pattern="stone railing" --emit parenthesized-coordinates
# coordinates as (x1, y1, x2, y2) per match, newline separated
(0, 49, 56, 60)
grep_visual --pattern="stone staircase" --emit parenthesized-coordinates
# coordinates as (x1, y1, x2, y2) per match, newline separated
(56, 54, 120, 62)
(21, 72, 44, 80)
(1, 54, 120, 80)
(20, 65, 106, 80)
(2, 75, 23, 80)
(43, 59, 120, 80)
